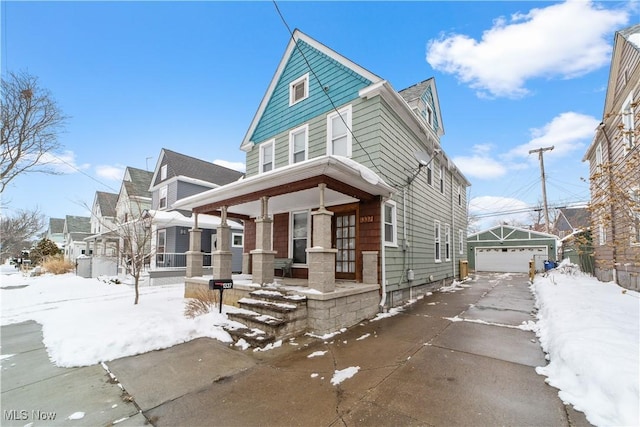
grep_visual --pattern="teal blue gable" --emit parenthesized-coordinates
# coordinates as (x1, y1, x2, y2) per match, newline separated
(421, 86, 441, 134)
(250, 40, 372, 144)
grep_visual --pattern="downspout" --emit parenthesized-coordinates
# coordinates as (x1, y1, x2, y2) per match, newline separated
(380, 197, 387, 309)
(451, 165, 456, 280)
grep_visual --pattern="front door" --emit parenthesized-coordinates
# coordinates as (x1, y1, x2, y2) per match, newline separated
(334, 211, 357, 280)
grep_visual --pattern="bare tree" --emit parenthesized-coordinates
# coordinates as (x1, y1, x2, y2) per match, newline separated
(119, 212, 154, 305)
(1, 71, 68, 193)
(0, 208, 45, 262)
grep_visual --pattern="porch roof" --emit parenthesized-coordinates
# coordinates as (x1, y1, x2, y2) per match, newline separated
(173, 155, 395, 218)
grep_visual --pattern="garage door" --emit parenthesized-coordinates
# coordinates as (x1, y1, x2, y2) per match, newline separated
(475, 246, 548, 273)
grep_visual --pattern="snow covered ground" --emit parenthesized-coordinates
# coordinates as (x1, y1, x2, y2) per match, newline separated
(1, 261, 638, 426)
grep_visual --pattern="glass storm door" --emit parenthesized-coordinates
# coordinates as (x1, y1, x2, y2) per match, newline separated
(335, 212, 356, 280)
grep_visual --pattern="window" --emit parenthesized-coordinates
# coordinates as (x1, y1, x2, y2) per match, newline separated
(598, 220, 606, 246)
(459, 229, 464, 254)
(445, 224, 451, 261)
(426, 161, 433, 186)
(439, 164, 445, 194)
(289, 124, 308, 164)
(595, 143, 603, 167)
(384, 201, 397, 246)
(232, 233, 244, 248)
(160, 164, 167, 180)
(159, 186, 167, 209)
(291, 211, 309, 264)
(457, 184, 462, 206)
(622, 94, 635, 150)
(434, 221, 441, 262)
(327, 105, 352, 157)
(289, 73, 309, 106)
(259, 140, 275, 173)
(426, 105, 433, 127)
(157, 229, 166, 263)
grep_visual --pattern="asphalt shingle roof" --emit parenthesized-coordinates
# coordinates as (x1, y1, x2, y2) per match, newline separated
(65, 215, 91, 233)
(49, 218, 65, 234)
(96, 191, 118, 217)
(125, 167, 153, 198)
(154, 149, 244, 187)
(398, 79, 434, 103)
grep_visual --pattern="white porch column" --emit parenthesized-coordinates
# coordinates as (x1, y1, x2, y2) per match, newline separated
(307, 183, 337, 293)
(212, 206, 232, 280)
(186, 213, 203, 278)
(250, 197, 277, 285)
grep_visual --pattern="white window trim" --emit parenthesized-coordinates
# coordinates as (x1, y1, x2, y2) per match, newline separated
(232, 233, 244, 248)
(426, 104, 433, 127)
(289, 73, 309, 106)
(434, 220, 441, 262)
(259, 139, 275, 174)
(595, 142, 603, 167)
(384, 201, 398, 247)
(426, 162, 433, 187)
(445, 224, 451, 261)
(439, 164, 445, 194)
(598, 220, 606, 246)
(459, 229, 464, 255)
(160, 164, 167, 180)
(290, 210, 310, 266)
(326, 105, 353, 158)
(289, 124, 309, 164)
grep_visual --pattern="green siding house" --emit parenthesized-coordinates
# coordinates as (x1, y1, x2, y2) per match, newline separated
(176, 30, 470, 334)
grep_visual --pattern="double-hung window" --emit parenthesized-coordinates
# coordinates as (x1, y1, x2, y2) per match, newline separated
(622, 94, 635, 151)
(434, 221, 441, 262)
(291, 211, 309, 264)
(157, 229, 166, 264)
(439, 164, 445, 194)
(327, 105, 352, 157)
(159, 186, 167, 209)
(426, 161, 433, 186)
(289, 73, 309, 106)
(445, 224, 451, 261)
(260, 140, 275, 173)
(384, 201, 397, 246)
(290, 124, 308, 164)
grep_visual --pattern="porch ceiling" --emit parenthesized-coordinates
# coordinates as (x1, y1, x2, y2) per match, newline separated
(173, 155, 395, 218)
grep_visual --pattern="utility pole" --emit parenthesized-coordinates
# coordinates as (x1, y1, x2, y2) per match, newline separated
(529, 146, 554, 233)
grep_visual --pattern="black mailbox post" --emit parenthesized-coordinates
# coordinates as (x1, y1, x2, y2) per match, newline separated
(209, 279, 233, 313)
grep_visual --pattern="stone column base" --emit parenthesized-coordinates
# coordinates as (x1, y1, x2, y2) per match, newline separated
(250, 249, 277, 285)
(307, 248, 338, 293)
(186, 251, 203, 278)
(212, 251, 232, 279)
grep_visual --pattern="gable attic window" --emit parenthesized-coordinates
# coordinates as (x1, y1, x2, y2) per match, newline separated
(260, 140, 275, 173)
(426, 105, 433, 127)
(289, 73, 309, 106)
(595, 143, 603, 167)
(160, 164, 167, 180)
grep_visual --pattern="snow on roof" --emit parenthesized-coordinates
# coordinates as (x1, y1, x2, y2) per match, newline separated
(149, 210, 242, 230)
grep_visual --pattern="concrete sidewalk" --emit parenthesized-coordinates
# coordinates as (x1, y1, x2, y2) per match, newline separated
(106, 272, 591, 426)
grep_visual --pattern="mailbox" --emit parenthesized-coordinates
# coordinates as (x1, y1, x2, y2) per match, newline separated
(209, 279, 233, 290)
(209, 279, 233, 313)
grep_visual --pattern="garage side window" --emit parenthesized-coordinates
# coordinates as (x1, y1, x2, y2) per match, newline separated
(434, 221, 441, 262)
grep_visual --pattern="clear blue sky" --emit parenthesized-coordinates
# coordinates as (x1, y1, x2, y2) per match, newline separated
(1, 1, 637, 230)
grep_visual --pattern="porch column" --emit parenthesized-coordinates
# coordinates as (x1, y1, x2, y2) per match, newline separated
(186, 213, 203, 278)
(250, 197, 276, 285)
(308, 184, 338, 293)
(212, 206, 232, 280)
(362, 251, 379, 284)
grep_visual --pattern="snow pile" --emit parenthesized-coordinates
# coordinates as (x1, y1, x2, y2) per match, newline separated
(532, 262, 639, 426)
(1, 273, 232, 367)
(331, 366, 360, 386)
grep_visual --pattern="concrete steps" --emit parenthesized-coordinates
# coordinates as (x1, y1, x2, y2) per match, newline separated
(225, 289, 308, 348)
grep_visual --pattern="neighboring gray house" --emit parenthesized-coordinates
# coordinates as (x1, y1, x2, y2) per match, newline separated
(147, 148, 245, 285)
(63, 215, 91, 262)
(175, 30, 470, 338)
(467, 225, 558, 273)
(47, 218, 65, 249)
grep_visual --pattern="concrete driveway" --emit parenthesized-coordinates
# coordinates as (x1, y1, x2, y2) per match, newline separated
(2, 272, 592, 426)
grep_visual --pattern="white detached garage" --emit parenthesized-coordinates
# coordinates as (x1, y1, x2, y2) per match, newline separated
(467, 225, 558, 273)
